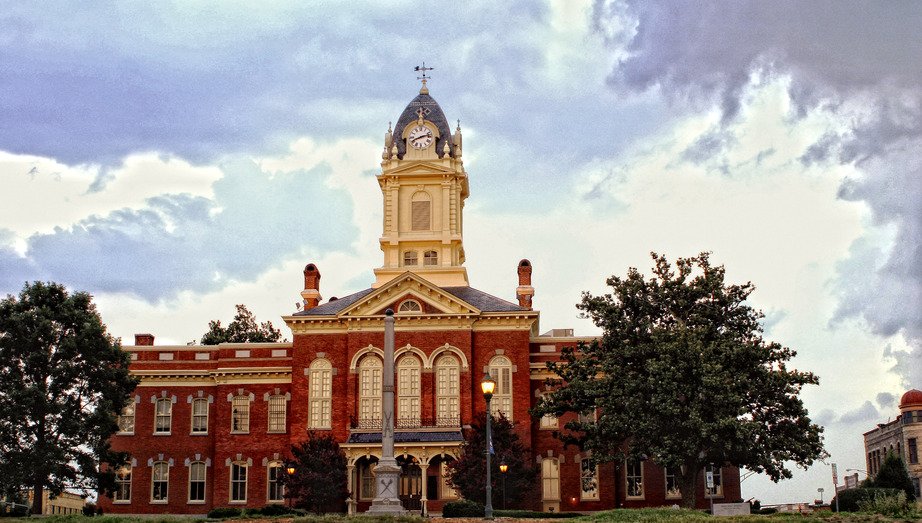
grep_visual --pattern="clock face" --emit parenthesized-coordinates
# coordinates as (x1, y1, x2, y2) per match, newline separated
(409, 125, 434, 150)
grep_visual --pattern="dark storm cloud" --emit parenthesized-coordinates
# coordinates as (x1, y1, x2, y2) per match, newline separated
(594, 0, 922, 385)
(0, 159, 356, 302)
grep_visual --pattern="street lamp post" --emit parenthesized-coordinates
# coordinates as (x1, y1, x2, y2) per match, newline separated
(286, 465, 296, 509)
(499, 461, 508, 510)
(482, 373, 496, 519)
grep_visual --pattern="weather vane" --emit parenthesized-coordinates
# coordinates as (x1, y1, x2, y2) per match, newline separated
(415, 62, 434, 92)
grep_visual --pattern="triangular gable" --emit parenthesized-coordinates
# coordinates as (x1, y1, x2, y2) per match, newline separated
(337, 272, 481, 317)
(383, 162, 458, 177)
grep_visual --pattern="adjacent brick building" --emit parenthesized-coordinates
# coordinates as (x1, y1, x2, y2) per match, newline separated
(863, 388, 922, 499)
(99, 83, 741, 515)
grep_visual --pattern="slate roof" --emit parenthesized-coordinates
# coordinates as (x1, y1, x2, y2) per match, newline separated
(393, 92, 456, 160)
(293, 285, 528, 316)
(346, 431, 464, 444)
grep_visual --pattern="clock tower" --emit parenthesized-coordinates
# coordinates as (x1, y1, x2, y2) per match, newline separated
(373, 77, 470, 288)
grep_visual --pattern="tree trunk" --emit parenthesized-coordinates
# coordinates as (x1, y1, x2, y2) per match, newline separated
(32, 479, 43, 515)
(679, 462, 700, 510)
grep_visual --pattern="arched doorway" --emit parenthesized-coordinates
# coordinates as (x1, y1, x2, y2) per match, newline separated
(397, 455, 422, 511)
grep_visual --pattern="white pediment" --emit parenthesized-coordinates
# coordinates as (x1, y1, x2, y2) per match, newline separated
(337, 272, 480, 317)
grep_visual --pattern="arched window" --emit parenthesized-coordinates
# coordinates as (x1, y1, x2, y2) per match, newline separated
(230, 462, 247, 502)
(154, 398, 171, 433)
(268, 395, 286, 433)
(114, 466, 131, 502)
(231, 396, 249, 433)
(118, 398, 136, 434)
(397, 355, 421, 426)
(359, 357, 383, 424)
(403, 251, 418, 266)
(423, 250, 438, 266)
(309, 358, 332, 429)
(435, 354, 460, 426)
(541, 458, 560, 501)
(191, 398, 208, 434)
(488, 356, 513, 417)
(411, 191, 431, 231)
(267, 462, 284, 502)
(151, 461, 169, 502)
(189, 461, 206, 502)
(399, 299, 422, 313)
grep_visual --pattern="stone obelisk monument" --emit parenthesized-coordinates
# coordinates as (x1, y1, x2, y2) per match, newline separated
(367, 309, 406, 514)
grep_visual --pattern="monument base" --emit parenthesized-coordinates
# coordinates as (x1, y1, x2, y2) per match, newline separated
(367, 461, 407, 515)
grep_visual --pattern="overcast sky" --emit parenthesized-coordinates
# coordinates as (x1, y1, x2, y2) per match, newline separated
(2, 0, 920, 505)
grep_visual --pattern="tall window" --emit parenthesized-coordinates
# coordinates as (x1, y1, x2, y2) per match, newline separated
(191, 398, 208, 434)
(154, 398, 171, 433)
(411, 192, 431, 231)
(189, 462, 206, 502)
(403, 251, 418, 266)
(231, 396, 249, 433)
(909, 438, 918, 464)
(488, 356, 513, 417)
(580, 458, 599, 500)
(436, 354, 460, 426)
(118, 399, 136, 434)
(309, 359, 332, 429)
(268, 396, 286, 433)
(359, 462, 376, 500)
(423, 250, 438, 266)
(114, 466, 131, 502)
(626, 462, 644, 499)
(151, 462, 169, 502)
(267, 462, 284, 502)
(397, 355, 421, 425)
(665, 467, 682, 499)
(705, 464, 723, 497)
(359, 357, 382, 423)
(439, 461, 459, 499)
(230, 463, 247, 502)
(541, 458, 560, 500)
(539, 392, 558, 428)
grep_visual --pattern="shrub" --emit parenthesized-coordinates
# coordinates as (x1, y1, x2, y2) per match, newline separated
(858, 491, 920, 519)
(832, 487, 902, 512)
(207, 507, 243, 518)
(442, 499, 485, 517)
(495, 509, 581, 518)
(254, 504, 295, 516)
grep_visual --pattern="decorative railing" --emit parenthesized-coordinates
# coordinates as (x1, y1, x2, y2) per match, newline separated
(350, 416, 460, 430)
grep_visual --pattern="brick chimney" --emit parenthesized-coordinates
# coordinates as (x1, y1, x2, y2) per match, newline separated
(516, 259, 534, 310)
(301, 263, 322, 310)
(135, 333, 155, 346)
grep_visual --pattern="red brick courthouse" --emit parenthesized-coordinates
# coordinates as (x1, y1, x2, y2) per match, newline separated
(99, 83, 741, 515)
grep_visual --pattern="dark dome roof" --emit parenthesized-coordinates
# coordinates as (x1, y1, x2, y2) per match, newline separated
(393, 91, 456, 159)
(901, 389, 922, 408)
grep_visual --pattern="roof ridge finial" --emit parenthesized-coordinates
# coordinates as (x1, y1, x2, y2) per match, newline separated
(414, 62, 433, 95)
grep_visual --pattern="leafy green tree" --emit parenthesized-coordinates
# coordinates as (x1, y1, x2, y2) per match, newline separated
(200, 304, 282, 345)
(532, 253, 826, 509)
(445, 412, 536, 508)
(867, 451, 915, 500)
(0, 282, 138, 514)
(283, 432, 348, 514)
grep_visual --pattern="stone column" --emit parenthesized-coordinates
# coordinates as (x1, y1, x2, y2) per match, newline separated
(368, 310, 406, 514)
(419, 461, 430, 517)
(346, 464, 356, 515)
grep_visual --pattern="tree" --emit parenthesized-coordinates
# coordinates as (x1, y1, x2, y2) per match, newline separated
(532, 253, 826, 509)
(283, 432, 348, 514)
(445, 412, 536, 508)
(867, 451, 915, 500)
(200, 304, 282, 345)
(0, 282, 138, 514)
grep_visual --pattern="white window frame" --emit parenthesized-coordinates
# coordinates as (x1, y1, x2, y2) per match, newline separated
(665, 467, 682, 499)
(118, 399, 136, 434)
(488, 356, 513, 417)
(423, 250, 438, 266)
(403, 251, 418, 266)
(539, 392, 558, 429)
(191, 397, 208, 434)
(309, 358, 333, 429)
(705, 464, 723, 497)
(580, 458, 599, 501)
(188, 461, 206, 503)
(358, 357, 382, 423)
(541, 458, 560, 501)
(230, 462, 247, 503)
(268, 395, 286, 433)
(398, 299, 422, 313)
(151, 461, 169, 503)
(231, 396, 249, 433)
(436, 354, 460, 426)
(359, 461, 376, 501)
(267, 462, 284, 503)
(154, 398, 171, 434)
(114, 466, 132, 503)
(397, 355, 421, 426)
(626, 462, 644, 499)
